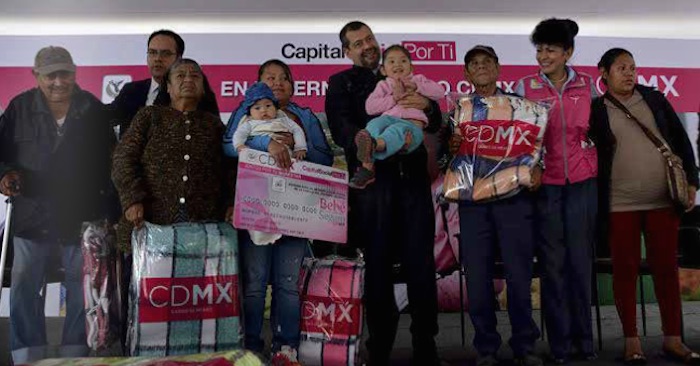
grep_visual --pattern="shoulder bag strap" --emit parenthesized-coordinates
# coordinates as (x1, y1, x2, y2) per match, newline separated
(603, 92, 672, 157)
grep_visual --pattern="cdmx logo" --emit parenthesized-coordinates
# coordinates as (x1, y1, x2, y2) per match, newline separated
(258, 153, 279, 167)
(244, 150, 282, 167)
(302, 300, 355, 323)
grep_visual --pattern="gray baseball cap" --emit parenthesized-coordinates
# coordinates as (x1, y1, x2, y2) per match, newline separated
(33, 46, 76, 75)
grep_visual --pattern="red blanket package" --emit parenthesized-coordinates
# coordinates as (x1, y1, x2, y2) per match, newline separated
(298, 257, 364, 366)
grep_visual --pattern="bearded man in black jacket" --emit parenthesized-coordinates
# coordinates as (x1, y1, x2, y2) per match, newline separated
(325, 21, 442, 366)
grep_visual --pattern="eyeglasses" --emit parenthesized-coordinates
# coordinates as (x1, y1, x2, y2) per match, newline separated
(147, 49, 176, 58)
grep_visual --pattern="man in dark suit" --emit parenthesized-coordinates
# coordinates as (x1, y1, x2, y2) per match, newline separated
(325, 21, 442, 366)
(110, 29, 184, 137)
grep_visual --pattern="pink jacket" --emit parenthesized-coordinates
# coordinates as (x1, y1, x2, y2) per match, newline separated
(365, 74, 445, 125)
(516, 68, 598, 185)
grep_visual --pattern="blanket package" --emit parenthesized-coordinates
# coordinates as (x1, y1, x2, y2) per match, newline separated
(444, 94, 549, 202)
(23, 349, 263, 366)
(128, 222, 242, 356)
(81, 220, 122, 355)
(298, 257, 365, 366)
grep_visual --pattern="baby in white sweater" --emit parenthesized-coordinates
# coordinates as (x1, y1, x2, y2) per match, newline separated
(233, 82, 307, 159)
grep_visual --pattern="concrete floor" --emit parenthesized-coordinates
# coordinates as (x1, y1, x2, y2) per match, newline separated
(3, 303, 700, 365)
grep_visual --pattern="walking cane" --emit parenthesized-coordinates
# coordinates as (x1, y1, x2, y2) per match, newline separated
(0, 195, 13, 296)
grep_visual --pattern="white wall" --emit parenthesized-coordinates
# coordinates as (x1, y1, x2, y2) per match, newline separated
(0, 0, 698, 39)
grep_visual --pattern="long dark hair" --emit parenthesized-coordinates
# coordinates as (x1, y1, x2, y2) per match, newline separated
(154, 58, 220, 115)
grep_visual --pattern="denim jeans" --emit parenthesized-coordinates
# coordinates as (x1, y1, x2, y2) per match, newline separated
(365, 115, 424, 160)
(240, 231, 309, 353)
(537, 178, 598, 358)
(10, 236, 88, 364)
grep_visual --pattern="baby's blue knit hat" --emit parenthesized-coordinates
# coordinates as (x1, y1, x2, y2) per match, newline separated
(242, 82, 279, 115)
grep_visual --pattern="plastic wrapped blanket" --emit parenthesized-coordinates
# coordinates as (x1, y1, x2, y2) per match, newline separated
(0, 193, 6, 233)
(444, 94, 549, 202)
(128, 222, 242, 357)
(23, 349, 263, 366)
(298, 257, 364, 366)
(432, 175, 460, 275)
(81, 220, 122, 354)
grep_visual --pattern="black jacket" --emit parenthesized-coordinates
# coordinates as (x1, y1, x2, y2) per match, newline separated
(325, 67, 440, 344)
(589, 85, 699, 254)
(0, 86, 119, 241)
(108, 78, 151, 137)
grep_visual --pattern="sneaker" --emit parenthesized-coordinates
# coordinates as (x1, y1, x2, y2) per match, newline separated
(271, 345, 301, 366)
(355, 129, 376, 164)
(349, 167, 376, 189)
(514, 353, 544, 366)
(476, 354, 499, 366)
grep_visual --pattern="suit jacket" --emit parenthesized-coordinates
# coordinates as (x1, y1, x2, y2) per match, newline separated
(109, 78, 152, 137)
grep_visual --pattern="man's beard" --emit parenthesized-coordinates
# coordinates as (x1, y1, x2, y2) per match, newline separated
(361, 48, 380, 69)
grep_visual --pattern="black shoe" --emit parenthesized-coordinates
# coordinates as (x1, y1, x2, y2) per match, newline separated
(349, 167, 376, 189)
(410, 356, 448, 366)
(411, 336, 439, 364)
(515, 353, 544, 366)
(476, 354, 499, 366)
(551, 357, 567, 365)
(622, 353, 647, 365)
(570, 343, 598, 361)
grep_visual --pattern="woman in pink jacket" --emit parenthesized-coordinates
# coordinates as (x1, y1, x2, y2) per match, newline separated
(516, 18, 598, 364)
(349, 44, 445, 189)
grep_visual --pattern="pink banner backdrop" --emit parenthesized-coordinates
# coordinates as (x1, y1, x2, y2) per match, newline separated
(0, 64, 698, 113)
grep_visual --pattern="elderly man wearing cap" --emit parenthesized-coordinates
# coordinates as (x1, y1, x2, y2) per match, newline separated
(449, 46, 542, 366)
(0, 46, 117, 363)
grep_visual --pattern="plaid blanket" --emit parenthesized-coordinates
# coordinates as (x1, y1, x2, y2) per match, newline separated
(298, 257, 364, 366)
(24, 349, 263, 366)
(128, 222, 242, 356)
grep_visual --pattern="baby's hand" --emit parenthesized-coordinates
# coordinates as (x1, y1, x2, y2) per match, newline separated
(402, 76, 417, 93)
(392, 78, 407, 101)
(236, 145, 245, 152)
(293, 150, 307, 160)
